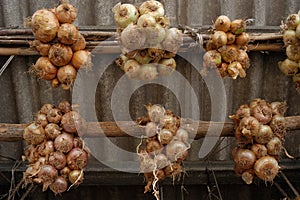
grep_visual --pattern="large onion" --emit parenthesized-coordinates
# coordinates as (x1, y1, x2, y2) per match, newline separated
(254, 156, 279, 182)
(214, 15, 231, 32)
(55, 3, 78, 24)
(233, 148, 256, 171)
(166, 140, 188, 162)
(57, 23, 79, 45)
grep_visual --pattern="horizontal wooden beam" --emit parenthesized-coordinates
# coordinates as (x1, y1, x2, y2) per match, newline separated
(0, 116, 299, 142)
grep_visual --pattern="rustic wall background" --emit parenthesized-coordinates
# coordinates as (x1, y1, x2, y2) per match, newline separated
(0, 0, 300, 199)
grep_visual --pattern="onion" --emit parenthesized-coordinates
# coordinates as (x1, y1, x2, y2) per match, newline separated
(40, 104, 55, 115)
(37, 165, 58, 191)
(115, 54, 129, 70)
(203, 50, 222, 68)
(54, 132, 74, 153)
(139, 64, 158, 80)
(233, 148, 256, 170)
(71, 33, 86, 51)
(230, 104, 251, 122)
(24, 145, 39, 164)
(139, 0, 164, 19)
(254, 156, 279, 182)
(146, 104, 165, 123)
(270, 115, 286, 139)
(24, 123, 46, 145)
(175, 128, 189, 144)
(49, 151, 67, 169)
(148, 45, 165, 61)
(120, 24, 146, 50)
(270, 102, 287, 116)
(212, 31, 227, 48)
(241, 170, 254, 185)
(205, 39, 217, 51)
(157, 16, 170, 28)
(266, 137, 282, 156)
(37, 140, 54, 156)
(286, 45, 300, 61)
(286, 14, 300, 30)
(160, 111, 180, 134)
(123, 59, 141, 79)
(30, 9, 59, 43)
(146, 140, 163, 155)
(134, 49, 152, 64)
(158, 129, 173, 145)
(47, 108, 62, 124)
(162, 28, 183, 53)
(154, 154, 169, 169)
(112, 3, 139, 29)
(234, 128, 252, 146)
(36, 112, 48, 127)
(219, 45, 239, 63)
(254, 125, 273, 144)
(55, 3, 78, 24)
(57, 65, 77, 89)
(68, 169, 84, 185)
(217, 62, 228, 78)
(237, 50, 250, 69)
(67, 148, 89, 170)
(215, 15, 231, 32)
(57, 23, 79, 45)
(145, 122, 158, 138)
(227, 61, 245, 79)
(137, 14, 156, 28)
(29, 40, 51, 56)
(164, 163, 182, 178)
(235, 32, 250, 47)
(49, 176, 68, 194)
(226, 32, 236, 45)
(51, 78, 60, 88)
(73, 137, 83, 148)
(61, 111, 83, 133)
(45, 123, 61, 140)
(157, 57, 176, 76)
(49, 43, 73, 67)
(166, 140, 188, 162)
(230, 19, 246, 35)
(251, 143, 268, 158)
(60, 166, 71, 179)
(283, 30, 299, 45)
(31, 57, 57, 80)
(72, 50, 92, 70)
(58, 100, 72, 114)
(250, 101, 272, 124)
(278, 58, 299, 76)
(238, 116, 260, 139)
(140, 157, 155, 173)
(147, 25, 166, 47)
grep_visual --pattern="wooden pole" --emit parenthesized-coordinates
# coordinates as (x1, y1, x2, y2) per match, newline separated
(0, 116, 299, 142)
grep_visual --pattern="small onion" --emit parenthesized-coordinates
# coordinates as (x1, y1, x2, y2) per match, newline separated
(24, 123, 46, 145)
(58, 100, 72, 114)
(134, 49, 152, 64)
(154, 154, 169, 169)
(226, 32, 236, 44)
(241, 170, 254, 185)
(160, 112, 180, 134)
(112, 3, 139, 29)
(251, 143, 268, 159)
(205, 39, 217, 51)
(212, 31, 227, 48)
(60, 166, 71, 179)
(30, 9, 59, 43)
(175, 128, 189, 144)
(72, 50, 93, 70)
(219, 45, 239, 63)
(148, 45, 165, 61)
(166, 140, 188, 162)
(286, 45, 300, 61)
(137, 14, 156, 28)
(29, 40, 51, 56)
(155, 169, 165, 180)
(157, 16, 170, 28)
(37, 165, 58, 191)
(68, 169, 84, 185)
(57, 65, 77, 90)
(51, 78, 60, 88)
(146, 104, 165, 123)
(139, 64, 158, 80)
(73, 137, 83, 148)
(47, 108, 62, 124)
(203, 50, 222, 68)
(57, 23, 79, 45)
(139, 0, 165, 19)
(55, 3, 78, 24)
(283, 30, 299, 45)
(254, 125, 273, 144)
(157, 57, 176, 76)
(115, 54, 129, 70)
(278, 58, 299, 76)
(40, 104, 55, 115)
(266, 137, 282, 156)
(250, 101, 272, 124)
(71, 33, 86, 52)
(145, 24, 166, 46)
(36, 112, 48, 127)
(123, 59, 141, 79)
(145, 122, 158, 138)
(54, 132, 74, 153)
(237, 50, 250, 69)
(217, 62, 228, 78)
(238, 116, 260, 138)
(158, 129, 173, 145)
(61, 111, 83, 133)
(45, 123, 61, 140)
(48, 43, 73, 67)
(140, 158, 155, 173)
(214, 15, 231, 32)
(235, 32, 250, 47)
(270, 102, 287, 116)
(67, 148, 89, 170)
(49, 151, 67, 169)
(230, 19, 246, 35)
(37, 140, 54, 156)
(227, 61, 245, 79)
(254, 156, 279, 182)
(286, 14, 300, 30)
(120, 24, 146, 50)
(32, 57, 57, 80)
(233, 148, 256, 171)
(146, 139, 163, 155)
(49, 176, 68, 195)
(162, 28, 183, 53)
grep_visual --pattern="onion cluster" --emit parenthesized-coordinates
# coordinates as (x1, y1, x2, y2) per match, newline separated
(22, 101, 89, 194)
(278, 12, 300, 93)
(202, 15, 250, 79)
(230, 99, 287, 184)
(27, 1, 92, 90)
(113, 1, 183, 80)
(137, 104, 190, 194)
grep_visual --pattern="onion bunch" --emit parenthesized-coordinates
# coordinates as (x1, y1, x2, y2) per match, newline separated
(22, 101, 89, 194)
(279, 11, 300, 93)
(113, 1, 182, 80)
(230, 99, 287, 184)
(202, 15, 250, 79)
(137, 104, 189, 194)
(27, 1, 92, 90)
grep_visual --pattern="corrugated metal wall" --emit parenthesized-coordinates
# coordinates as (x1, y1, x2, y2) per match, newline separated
(0, 0, 300, 199)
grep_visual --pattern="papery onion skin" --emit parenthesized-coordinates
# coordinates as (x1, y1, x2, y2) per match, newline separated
(235, 32, 250, 47)
(283, 30, 299, 45)
(40, 104, 55, 115)
(146, 140, 163, 155)
(226, 32, 236, 44)
(67, 147, 89, 170)
(166, 140, 188, 162)
(68, 169, 84, 185)
(215, 15, 231, 32)
(30, 40, 51, 56)
(47, 108, 62, 124)
(286, 14, 300, 30)
(158, 129, 173, 145)
(254, 156, 279, 182)
(57, 65, 77, 89)
(219, 45, 239, 63)
(61, 111, 83, 133)
(49, 151, 67, 170)
(32, 57, 57, 80)
(254, 125, 273, 144)
(146, 104, 165, 123)
(58, 100, 72, 114)
(55, 3, 78, 24)
(278, 58, 299, 76)
(49, 176, 68, 195)
(230, 19, 246, 35)
(162, 28, 183, 53)
(57, 23, 79, 45)
(286, 45, 300, 61)
(266, 136, 282, 156)
(212, 31, 227, 48)
(123, 59, 141, 79)
(71, 33, 86, 51)
(251, 143, 268, 159)
(24, 123, 46, 145)
(158, 57, 176, 76)
(145, 122, 158, 138)
(120, 24, 146, 50)
(233, 148, 256, 171)
(137, 14, 156, 28)
(54, 132, 74, 153)
(203, 50, 222, 68)
(139, 0, 165, 19)
(154, 154, 169, 169)
(113, 3, 139, 29)
(45, 123, 61, 140)
(36, 112, 48, 127)
(37, 165, 58, 191)
(134, 49, 152, 64)
(49, 43, 73, 67)
(238, 116, 260, 140)
(139, 64, 158, 81)
(72, 50, 92, 70)
(237, 50, 250, 69)
(250, 101, 272, 124)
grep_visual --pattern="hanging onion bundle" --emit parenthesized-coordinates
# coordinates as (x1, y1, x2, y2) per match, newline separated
(230, 99, 287, 184)
(22, 101, 89, 194)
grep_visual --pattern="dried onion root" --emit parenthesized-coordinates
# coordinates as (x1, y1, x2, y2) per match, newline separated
(203, 15, 250, 79)
(230, 99, 289, 184)
(137, 103, 190, 197)
(22, 101, 89, 194)
(113, 1, 182, 81)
